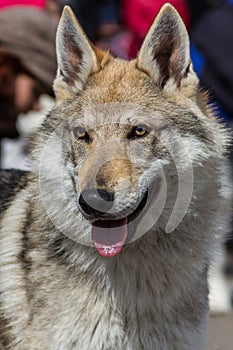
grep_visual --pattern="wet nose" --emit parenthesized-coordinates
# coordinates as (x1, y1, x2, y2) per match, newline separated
(78, 188, 114, 217)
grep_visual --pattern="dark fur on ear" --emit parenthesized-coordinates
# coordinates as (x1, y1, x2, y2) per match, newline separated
(54, 6, 111, 101)
(137, 4, 192, 89)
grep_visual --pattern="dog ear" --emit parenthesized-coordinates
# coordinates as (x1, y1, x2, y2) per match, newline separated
(137, 4, 194, 90)
(54, 6, 100, 101)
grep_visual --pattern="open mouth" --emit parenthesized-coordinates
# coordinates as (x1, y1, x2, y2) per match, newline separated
(91, 191, 148, 257)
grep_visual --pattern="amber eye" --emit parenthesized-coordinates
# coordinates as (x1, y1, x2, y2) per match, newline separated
(127, 125, 150, 139)
(73, 126, 90, 142)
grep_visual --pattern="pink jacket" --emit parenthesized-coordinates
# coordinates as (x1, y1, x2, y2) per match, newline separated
(121, 0, 190, 58)
(0, 0, 45, 9)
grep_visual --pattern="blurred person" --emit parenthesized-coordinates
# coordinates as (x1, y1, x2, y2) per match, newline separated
(65, 0, 127, 57)
(66, 0, 120, 42)
(188, 0, 224, 27)
(191, 1, 233, 123)
(0, 0, 62, 22)
(0, 0, 46, 9)
(44, 0, 62, 22)
(0, 6, 57, 164)
(190, 0, 233, 311)
(121, 0, 190, 58)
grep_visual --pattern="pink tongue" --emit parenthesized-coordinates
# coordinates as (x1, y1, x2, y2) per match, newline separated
(91, 218, 127, 257)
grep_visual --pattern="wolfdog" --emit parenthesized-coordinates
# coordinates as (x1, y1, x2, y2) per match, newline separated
(0, 4, 230, 350)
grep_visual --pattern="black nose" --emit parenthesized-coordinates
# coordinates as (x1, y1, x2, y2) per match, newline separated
(78, 188, 114, 217)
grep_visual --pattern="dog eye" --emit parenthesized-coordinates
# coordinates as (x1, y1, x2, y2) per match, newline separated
(73, 127, 90, 142)
(127, 125, 150, 139)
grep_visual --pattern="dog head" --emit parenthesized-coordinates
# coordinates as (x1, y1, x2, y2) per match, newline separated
(34, 5, 225, 257)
